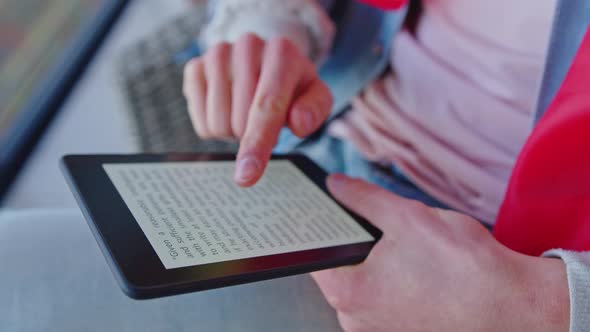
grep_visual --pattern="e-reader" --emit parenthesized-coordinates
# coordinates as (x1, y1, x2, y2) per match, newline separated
(61, 153, 381, 299)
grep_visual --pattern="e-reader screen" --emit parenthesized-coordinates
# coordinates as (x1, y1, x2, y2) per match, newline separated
(102, 160, 374, 269)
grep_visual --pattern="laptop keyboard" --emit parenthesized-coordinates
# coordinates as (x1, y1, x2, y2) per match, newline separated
(118, 9, 238, 154)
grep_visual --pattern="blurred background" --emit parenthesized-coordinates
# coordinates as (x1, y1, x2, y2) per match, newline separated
(0, 0, 237, 208)
(0, 3, 346, 331)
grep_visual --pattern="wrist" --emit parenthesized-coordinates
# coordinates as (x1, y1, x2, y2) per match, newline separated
(515, 255, 570, 332)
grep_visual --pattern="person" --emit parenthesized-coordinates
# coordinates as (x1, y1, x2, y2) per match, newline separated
(182, 0, 590, 330)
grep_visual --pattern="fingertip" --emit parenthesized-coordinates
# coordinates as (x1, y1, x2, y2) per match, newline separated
(231, 122, 246, 139)
(326, 175, 389, 225)
(234, 175, 261, 188)
(289, 106, 317, 137)
(326, 173, 353, 196)
(287, 79, 332, 138)
(233, 155, 263, 187)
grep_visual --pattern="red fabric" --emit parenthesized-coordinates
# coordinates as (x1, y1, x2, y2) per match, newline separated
(361, 0, 590, 255)
(494, 28, 590, 256)
(358, 0, 407, 10)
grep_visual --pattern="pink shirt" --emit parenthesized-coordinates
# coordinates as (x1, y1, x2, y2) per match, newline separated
(203, 0, 556, 224)
(329, 0, 556, 223)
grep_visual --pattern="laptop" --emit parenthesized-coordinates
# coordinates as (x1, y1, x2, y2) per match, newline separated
(117, 4, 239, 155)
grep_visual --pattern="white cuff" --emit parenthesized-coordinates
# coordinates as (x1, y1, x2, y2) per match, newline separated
(543, 249, 590, 332)
(200, 0, 335, 64)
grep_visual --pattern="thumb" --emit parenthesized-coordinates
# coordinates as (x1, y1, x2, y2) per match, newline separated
(327, 174, 408, 231)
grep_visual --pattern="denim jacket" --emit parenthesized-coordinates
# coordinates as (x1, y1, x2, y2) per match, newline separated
(275, 1, 408, 152)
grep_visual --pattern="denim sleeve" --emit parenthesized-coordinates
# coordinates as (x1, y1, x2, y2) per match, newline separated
(533, 0, 590, 123)
(544, 249, 590, 332)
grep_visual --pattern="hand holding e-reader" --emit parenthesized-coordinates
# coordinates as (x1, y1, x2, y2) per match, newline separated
(62, 153, 380, 299)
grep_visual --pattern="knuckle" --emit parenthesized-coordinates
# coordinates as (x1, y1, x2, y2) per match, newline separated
(210, 41, 231, 54)
(268, 36, 298, 59)
(237, 32, 263, 48)
(254, 92, 289, 115)
(406, 199, 427, 213)
(206, 42, 231, 67)
(398, 200, 429, 224)
(231, 120, 246, 139)
(355, 187, 380, 208)
(240, 131, 267, 150)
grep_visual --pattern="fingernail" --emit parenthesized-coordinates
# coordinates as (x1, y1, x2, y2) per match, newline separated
(235, 156, 261, 183)
(300, 109, 315, 133)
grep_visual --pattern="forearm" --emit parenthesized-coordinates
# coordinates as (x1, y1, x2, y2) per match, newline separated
(200, 0, 335, 64)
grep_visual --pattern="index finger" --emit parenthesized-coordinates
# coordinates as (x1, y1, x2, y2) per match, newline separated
(234, 37, 314, 186)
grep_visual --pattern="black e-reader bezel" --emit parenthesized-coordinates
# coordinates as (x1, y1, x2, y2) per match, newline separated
(61, 153, 382, 300)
